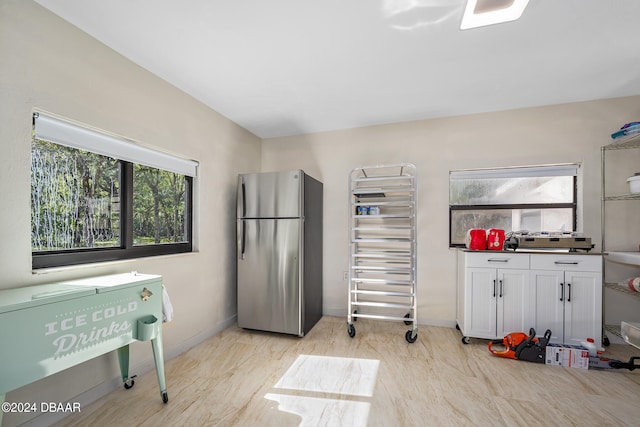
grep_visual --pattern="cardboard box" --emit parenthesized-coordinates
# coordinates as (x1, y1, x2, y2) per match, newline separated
(545, 344, 589, 369)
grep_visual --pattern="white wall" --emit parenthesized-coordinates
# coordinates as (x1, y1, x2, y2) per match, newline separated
(0, 1, 260, 425)
(262, 96, 640, 325)
(3, 1, 640, 425)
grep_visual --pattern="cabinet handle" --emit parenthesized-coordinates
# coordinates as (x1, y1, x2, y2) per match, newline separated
(560, 283, 564, 302)
(493, 279, 496, 298)
(499, 279, 503, 298)
(488, 259, 509, 263)
(554, 261, 578, 265)
(567, 283, 571, 302)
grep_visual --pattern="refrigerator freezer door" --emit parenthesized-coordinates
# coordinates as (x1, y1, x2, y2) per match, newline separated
(237, 218, 302, 335)
(238, 170, 302, 219)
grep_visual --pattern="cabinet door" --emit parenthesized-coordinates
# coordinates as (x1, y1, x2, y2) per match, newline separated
(563, 271, 602, 347)
(496, 269, 529, 338)
(465, 268, 497, 339)
(529, 270, 565, 344)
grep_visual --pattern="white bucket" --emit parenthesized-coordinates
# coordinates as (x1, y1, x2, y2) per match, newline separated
(627, 175, 640, 193)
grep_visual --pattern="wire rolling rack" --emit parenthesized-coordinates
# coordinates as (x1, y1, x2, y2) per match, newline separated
(347, 163, 418, 343)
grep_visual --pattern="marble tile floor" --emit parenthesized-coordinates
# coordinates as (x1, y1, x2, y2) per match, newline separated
(57, 316, 640, 426)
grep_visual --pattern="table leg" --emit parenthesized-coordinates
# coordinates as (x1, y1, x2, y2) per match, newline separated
(150, 332, 168, 403)
(117, 345, 135, 389)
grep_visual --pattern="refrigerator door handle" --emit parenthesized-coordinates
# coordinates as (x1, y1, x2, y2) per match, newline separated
(241, 179, 247, 218)
(240, 221, 246, 260)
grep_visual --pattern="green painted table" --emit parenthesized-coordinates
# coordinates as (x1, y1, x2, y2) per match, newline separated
(0, 273, 168, 424)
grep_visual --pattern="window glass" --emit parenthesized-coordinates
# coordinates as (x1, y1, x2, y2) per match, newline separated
(31, 139, 120, 251)
(450, 208, 574, 245)
(450, 176, 574, 205)
(133, 165, 187, 245)
(449, 165, 577, 247)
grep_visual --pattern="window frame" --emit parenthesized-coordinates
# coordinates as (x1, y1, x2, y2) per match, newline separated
(31, 114, 195, 269)
(448, 166, 578, 248)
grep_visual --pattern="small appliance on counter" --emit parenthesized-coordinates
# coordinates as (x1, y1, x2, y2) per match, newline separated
(465, 228, 505, 250)
(505, 231, 594, 252)
(487, 228, 505, 250)
(465, 228, 487, 250)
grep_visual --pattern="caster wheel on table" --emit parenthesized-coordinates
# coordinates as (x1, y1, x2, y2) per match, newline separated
(123, 379, 135, 390)
(404, 313, 412, 326)
(455, 323, 460, 331)
(162, 391, 169, 404)
(405, 330, 417, 343)
(461, 336, 470, 345)
(348, 324, 356, 338)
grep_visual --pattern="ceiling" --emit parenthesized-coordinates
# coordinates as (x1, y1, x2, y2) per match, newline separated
(34, 0, 640, 139)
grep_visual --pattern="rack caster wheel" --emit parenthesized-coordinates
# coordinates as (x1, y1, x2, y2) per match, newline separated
(123, 378, 135, 389)
(162, 391, 169, 404)
(352, 310, 358, 322)
(455, 323, 460, 331)
(461, 336, 470, 345)
(405, 330, 417, 343)
(348, 324, 356, 338)
(603, 336, 610, 347)
(404, 313, 412, 326)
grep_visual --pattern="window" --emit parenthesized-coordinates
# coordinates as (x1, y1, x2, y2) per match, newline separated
(31, 141, 121, 251)
(449, 164, 578, 247)
(31, 112, 197, 269)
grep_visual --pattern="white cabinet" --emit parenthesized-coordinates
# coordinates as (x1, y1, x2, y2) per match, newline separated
(457, 251, 602, 346)
(457, 251, 530, 343)
(529, 254, 602, 348)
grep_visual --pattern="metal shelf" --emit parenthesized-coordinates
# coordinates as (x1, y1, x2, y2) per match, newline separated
(353, 225, 413, 231)
(603, 194, 640, 201)
(601, 139, 640, 348)
(604, 282, 640, 299)
(352, 237, 414, 243)
(353, 186, 415, 196)
(351, 277, 414, 286)
(351, 301, 414, 310)
(354, 267, 412, 273)
(348, 163, 418, 342)
(351, 289, 414, 298)
(352, 214, 414, 219)
(349, 313, 415, 323)
(602, 133, 640, 150)
(352, 251, 412, 259)
(354, 200, 414, 207)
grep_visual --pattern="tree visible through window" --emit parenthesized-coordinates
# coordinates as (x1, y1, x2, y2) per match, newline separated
(31, 140, 120, 250)
(133, 164, 187, 245)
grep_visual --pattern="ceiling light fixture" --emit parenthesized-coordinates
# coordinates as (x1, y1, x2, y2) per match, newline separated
(460, 0, 530, 30)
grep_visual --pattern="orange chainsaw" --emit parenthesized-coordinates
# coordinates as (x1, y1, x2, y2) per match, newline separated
(488, 328, 552, 363)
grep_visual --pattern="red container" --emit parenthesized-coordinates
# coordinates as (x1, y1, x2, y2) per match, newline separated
(466, 229, 487, 250)
(487, 229, 505, 251)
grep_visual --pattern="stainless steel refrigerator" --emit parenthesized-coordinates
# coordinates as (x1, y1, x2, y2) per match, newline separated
(236, 170, 323, 337)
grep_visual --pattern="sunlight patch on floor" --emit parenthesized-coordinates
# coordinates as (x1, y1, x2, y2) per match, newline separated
(264, 393, 370, 427)
(274, 354, 380, 397)
(266, 354, 380, 425)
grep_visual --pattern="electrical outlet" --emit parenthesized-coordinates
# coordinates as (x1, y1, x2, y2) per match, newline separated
(343, 271, 348, 281)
